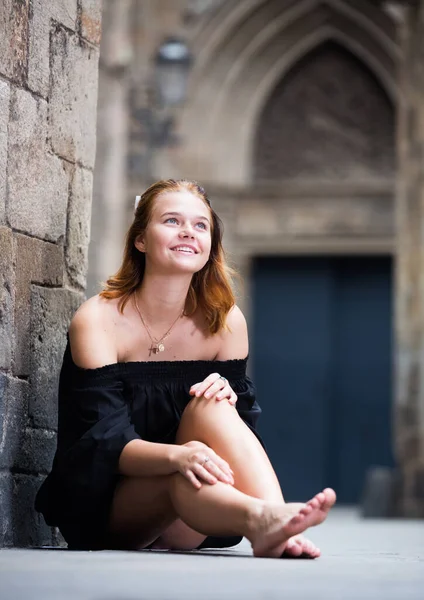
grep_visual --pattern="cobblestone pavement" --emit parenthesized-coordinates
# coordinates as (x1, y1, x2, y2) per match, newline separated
(0, 508, 423, 600)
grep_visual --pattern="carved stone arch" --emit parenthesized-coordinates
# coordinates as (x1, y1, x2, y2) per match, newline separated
(252, 39, 395, 183)
(245, 27, 397, 185)
(161, 0, 399, 186)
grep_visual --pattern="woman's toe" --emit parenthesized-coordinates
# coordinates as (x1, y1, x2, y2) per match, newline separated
(285, 540, 302, 557)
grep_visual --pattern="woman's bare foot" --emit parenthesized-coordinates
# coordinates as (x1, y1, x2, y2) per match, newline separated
(282, 534, 320, 559)
(249, 488, 336, 559)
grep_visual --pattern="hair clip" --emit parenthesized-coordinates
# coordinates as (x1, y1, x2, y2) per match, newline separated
(134, 195, 141, 211)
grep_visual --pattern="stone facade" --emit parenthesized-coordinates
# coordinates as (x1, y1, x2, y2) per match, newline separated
(87, 0, 133, 296)
(0, 1, 101, 546)
(395, 1, 424, 518)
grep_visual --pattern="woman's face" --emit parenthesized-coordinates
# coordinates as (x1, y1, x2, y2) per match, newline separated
(135, 190, 212, 275)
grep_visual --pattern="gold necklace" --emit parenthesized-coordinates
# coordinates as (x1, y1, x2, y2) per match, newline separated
(134, 296, 183, 356)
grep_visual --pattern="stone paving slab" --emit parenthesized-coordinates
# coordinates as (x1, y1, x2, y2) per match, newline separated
(0, 509, 423, 600)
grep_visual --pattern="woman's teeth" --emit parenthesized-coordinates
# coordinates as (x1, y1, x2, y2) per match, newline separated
(173, 246, 195, 254)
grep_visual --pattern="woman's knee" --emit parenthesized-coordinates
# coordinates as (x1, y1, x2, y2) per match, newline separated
(181, 393, 236, 426)
(177, 395, 237, 446)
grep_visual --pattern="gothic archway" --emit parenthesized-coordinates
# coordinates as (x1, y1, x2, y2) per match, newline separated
(253, 41, 395, 184)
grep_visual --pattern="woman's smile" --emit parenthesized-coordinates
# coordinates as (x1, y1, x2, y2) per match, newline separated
(170, 244, 199, 254)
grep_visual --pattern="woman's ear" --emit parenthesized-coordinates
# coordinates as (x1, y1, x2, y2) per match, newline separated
(134, 234, 146, 253)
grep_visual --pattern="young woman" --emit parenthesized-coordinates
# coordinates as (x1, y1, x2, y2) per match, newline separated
(35, 179, 336, 557)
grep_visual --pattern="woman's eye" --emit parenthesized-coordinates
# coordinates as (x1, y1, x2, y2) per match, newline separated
(165, 217, 178, 224)
(196, 222, 207, 230)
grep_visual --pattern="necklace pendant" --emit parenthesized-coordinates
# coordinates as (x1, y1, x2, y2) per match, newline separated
(151, 343, 165, 354)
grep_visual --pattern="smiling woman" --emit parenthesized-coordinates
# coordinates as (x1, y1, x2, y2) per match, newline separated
(35, 178, 336, 557)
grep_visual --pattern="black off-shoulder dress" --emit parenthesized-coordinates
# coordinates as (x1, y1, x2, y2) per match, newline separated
(35, 341, 262, 550)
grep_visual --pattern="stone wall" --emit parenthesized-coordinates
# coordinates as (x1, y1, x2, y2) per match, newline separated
(0, 0, 101, 547)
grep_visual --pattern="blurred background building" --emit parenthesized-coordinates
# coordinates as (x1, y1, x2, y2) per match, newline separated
(89, 0, 424, 515)
(1, 0, 424, 547)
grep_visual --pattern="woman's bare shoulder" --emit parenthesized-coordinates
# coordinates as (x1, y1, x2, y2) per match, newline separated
(225, 305, 247, 329)
(215, 305, 248, 360)
(69, 295, 120, 369)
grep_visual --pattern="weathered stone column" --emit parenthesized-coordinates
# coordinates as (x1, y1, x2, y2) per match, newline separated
(395, 0, 424, 517)
(87, 0, 133, 297)
(0, 0, 101, 546)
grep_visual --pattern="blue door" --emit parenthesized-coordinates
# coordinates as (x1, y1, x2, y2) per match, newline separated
(252, 256, 394, 504)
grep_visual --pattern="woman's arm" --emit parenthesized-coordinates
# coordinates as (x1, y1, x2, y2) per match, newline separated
(118, 438, 180, 477)
(119, 439, 233, 488)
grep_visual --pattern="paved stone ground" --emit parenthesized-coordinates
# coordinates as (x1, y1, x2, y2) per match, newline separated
(0, 508, 423, 600)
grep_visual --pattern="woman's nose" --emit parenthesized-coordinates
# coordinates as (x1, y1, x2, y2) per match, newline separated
(180, 226, 195, 238)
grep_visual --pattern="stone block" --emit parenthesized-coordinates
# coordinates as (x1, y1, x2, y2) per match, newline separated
(28, 0, 78, 97)
(13, 428, 57, 474)
(0, 373, 56, 474)
(0, 228, 14, 370)
(50, 27, 100, 168)
(0, 80, 10, 225)
(65, 166, 93, 288)
(80, 0, 102, 45)
(0, 374, 29, 471)
(0, 0, 30, 83)
(11, 474, 55, 547)
(0, 472, 13, 547)
(14, 233, 63, 377)
(29, 286, 83, 429)
(7, 89, 69, 241)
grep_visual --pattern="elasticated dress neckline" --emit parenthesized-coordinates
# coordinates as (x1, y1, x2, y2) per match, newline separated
(67, 348, 250, 381)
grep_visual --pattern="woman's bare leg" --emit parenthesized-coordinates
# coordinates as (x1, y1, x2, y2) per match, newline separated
(109, 466, 335, 556)
(151, 393, 283, 550)
(109, 394, 335, 553)
(162, 394, 321, 556)
(169, 477, 335, 558)
(108, 475, 179, 550)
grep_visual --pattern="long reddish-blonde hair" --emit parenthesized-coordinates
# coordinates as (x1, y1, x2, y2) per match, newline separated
(100, 179, 236, 335)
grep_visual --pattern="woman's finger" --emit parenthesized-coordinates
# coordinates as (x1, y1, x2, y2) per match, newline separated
(229, 391, 238, 405)
(208, 451, 234, 478)
(184, 469, 202, 489)
(204, 378, 228, 399)
(194, 373, 222, 397)
(192, 464, 218, 485)
(203, 460, 234, 485)
(189, 382, 200, 396)
(215, 385, 233, 401)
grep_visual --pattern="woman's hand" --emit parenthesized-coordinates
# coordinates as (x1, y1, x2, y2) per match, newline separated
(189, 373, 238, 405)
(173, 441, 234, 489)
